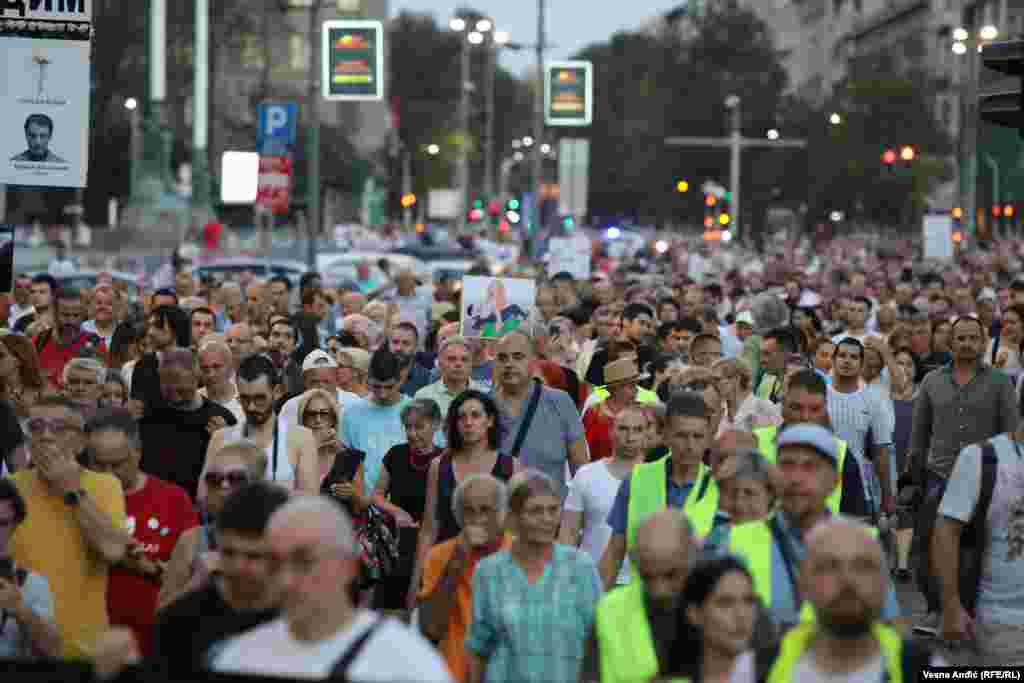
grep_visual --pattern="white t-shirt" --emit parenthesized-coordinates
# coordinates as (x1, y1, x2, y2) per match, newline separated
(212, 610, 453, 682)
(729, 648, 945, 683)
(565, 460, 630, 585)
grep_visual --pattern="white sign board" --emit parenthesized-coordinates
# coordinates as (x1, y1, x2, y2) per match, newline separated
(0, 0, 91, 22)
(220, 151, 259, 204)
(546, 234, 592, 279)
(428, 188, 460, 220)
(558, 138, 590, 219)
(460, 276, 536, 339)
(922, 214, 954, 262)
(0, 37, 90, 187)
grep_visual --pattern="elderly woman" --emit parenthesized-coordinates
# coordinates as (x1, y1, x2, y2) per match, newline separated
(299, 388, 368, 505)
(711, 358, 781, 434)
(158, 440, 266, 609)
(371, 398, 443, 611)
(465, 469, 603, 683)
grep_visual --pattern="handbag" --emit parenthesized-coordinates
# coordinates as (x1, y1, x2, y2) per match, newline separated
(354, 504, 401, 583)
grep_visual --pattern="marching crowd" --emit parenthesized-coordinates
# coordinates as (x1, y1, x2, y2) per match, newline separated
(0, 236, 1020, 682)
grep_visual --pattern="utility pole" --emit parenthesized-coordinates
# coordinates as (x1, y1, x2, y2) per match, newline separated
(666, 95, 806, 243)
(531, 0, 546, 246)
(456, 37, 471, 232)
(192, 0, 212, 215)
(962, 4, 980, 238)
(484, 41, 497, 199)
(305, 0, 321, 270)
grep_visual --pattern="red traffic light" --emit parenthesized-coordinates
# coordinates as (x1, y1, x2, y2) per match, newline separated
(952, 207, 964, 219)
(993, 206, 1003, 218)
(705, 195, 717, 207)
(1005, 205, 1016, 218)
(882, 149, 897, 165)
(703, 215, 714, 228)
(468, 208, 484, 222)
(400, 193, 417, 208)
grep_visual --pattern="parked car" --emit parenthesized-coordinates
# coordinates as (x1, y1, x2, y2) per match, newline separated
(191, 258, 309, 287)
(320, 252, 424, 289)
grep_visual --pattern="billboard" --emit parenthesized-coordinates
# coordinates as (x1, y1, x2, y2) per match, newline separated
(545, 61, 592, 127)
(322, 20, 384, 101)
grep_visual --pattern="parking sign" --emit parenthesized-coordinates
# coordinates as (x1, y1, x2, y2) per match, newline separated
(256, 103, 298, 155)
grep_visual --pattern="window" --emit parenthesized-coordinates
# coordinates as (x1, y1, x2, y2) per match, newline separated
(240, 33, 265, 70)
(336, 0, 361, 11)
(289, 33, 310, 71)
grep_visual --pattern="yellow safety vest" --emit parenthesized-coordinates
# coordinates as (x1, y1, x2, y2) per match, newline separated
(626, 455, 718, 547)
(591, 386, 660, 404)
(729, 516, 879, 624)
(595, 581, 659, 683)
(764, 622, 908, 683)
(754, 426, 847, 513)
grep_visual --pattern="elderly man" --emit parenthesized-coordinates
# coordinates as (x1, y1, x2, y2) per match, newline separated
(582, 509, 694, 683)
(9, 397, 128, 659)
(62, 357, 106, 411)
(416, 336, 486, 420)
(730, 518, 941, 682)
(224, 323, 255, 372)
(212, 496, 452, 681)
(419, 474, 511, 682)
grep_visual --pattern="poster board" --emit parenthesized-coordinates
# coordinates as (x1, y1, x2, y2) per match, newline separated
(922, 214, 954, 262)
(460, 276, 536, 339)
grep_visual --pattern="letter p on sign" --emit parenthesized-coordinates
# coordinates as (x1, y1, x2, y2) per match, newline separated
(256, 103, 297, 154)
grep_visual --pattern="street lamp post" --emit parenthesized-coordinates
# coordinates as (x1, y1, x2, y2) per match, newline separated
(306, 0, 322, 269)
(455, 22, 471, 232)
(532, 0, 546, 249)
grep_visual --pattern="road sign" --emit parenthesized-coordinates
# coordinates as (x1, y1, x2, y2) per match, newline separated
(322, 20, 384, 102)
(545, 61, 593, 127)
(256, 103, 297, 155)
(256, 155, 293, 215)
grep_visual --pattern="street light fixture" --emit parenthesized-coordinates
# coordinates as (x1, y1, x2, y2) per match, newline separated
(513, 151, 524, 162)
(450, 17, 466, 31)
(980, 24, 999, 41)
(540, 143, 551, 154)
(427, 144, 440, 155)
(829, 112, 842, 125)
(494, 30, 510, 45)
(952, 41, 967, 55)
(953, 27, 970, 42)
(468, 31, 484, 45)
(766, 129, 780, 140)
(522, 136, 534, 147)
(125, 97, 138, 111)
(476, 18, 492, 32)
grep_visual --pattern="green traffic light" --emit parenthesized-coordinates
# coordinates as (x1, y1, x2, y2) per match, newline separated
(508, 199, 520, 210)
(473, 199, 484, 209)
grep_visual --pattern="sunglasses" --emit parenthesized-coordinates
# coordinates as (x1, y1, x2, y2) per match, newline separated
(204, 469, 250, 489)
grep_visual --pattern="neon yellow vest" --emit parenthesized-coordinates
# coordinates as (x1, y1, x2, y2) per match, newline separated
(591, 385, 660, 404)
(626, 456, 719, 550)
(765, 622, 907, 683)
(729, 517, 880, 624)
(595, 581, 659, 683)
(754, 426, 847, 513)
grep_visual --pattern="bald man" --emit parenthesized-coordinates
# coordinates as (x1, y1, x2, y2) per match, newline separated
(213, 496, 453, 682)
(729, 518, 942, 683)
(582, 510, 694, 683)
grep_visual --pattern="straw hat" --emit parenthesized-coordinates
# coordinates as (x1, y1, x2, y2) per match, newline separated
(604, 357, 648, 386)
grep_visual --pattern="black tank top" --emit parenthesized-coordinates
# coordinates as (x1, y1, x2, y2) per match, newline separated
(435, 451, 515, 543)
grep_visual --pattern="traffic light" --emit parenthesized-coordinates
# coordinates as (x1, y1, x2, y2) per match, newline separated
(952, 206, 964, 220)
(705, 194, 717, 208)
(900, 145, 916, 162)
(400, 193, 417, 209)
(676, 180, 690, 193)
(1006, 204, 1016, 218)
(718, 211, 731, 226)
(993, 205, 1003, 218)
(882, 149, 897, 165)
(488, 199, 502, 218)
(562, 216, 575, 230)
(505, 210, 521, 224)
(467, 207, 484, 223)
(507, 198, 521, 211)
(703, 215, 714, 228)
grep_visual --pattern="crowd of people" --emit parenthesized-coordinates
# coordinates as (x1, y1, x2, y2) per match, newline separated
(0, 234, 1019, 681)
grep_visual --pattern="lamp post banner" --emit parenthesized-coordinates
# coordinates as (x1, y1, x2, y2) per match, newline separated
(0, 35, 90, 187)
(0, 0, 91, 23)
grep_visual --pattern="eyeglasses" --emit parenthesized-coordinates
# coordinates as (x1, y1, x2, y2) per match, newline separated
(27, 417, 80, 436)
(304, 409, 334, 425)
(204, 469, 251, 489)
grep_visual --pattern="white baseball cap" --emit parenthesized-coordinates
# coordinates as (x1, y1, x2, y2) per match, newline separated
(302, 349, 338, 372)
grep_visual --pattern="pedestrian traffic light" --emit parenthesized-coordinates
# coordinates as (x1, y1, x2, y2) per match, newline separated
(400, 193, 417, 209)
(676, 180, 690, 193)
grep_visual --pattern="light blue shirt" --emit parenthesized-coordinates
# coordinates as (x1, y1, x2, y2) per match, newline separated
(341, 397, 410, 491)
(0, 570, 53, 658)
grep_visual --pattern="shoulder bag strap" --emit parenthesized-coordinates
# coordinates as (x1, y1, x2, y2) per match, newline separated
(509, 380, 542, 460)
(271, 417, 279, 482)
(768, 516, 803, 612)
(329, 616, 384, 680)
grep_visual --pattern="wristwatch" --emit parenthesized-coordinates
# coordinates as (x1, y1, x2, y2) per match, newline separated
(63, 488, 86, 506)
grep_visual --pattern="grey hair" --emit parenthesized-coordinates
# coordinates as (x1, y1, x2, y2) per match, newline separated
(269, 494, 358, 557)
(749, 292, 790, 334)
(508, 468, 559, 514)
(401, 398, 442, 426)
(729, 449, 777, 492)
(63, 357, 106, 385)
(451, 473, 509, 528)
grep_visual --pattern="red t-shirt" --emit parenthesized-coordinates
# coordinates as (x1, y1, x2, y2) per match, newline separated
(35, 331, 108, 389)
(107, 476, 199, 656)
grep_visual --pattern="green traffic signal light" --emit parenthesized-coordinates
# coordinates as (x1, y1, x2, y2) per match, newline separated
(473, 199, 484, 209)
(508, 198, 520, 211)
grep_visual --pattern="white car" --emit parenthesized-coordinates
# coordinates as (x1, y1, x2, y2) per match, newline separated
(320, 252, 425, 289)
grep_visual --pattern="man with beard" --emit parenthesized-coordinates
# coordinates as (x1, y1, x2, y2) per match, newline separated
(34, 287, 106, 391)
(418, 474, 511, 681)
(726, 424, 902, 632)
(137, 348, 237, 500)
(583, 509, 694, 683)
(205, 354, 318, 493)
(729, 519, 941, 683)
(90, 482, 290, 681)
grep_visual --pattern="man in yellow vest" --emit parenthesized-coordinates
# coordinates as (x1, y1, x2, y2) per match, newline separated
(725, 423, 903, 631)
(729, 518, 941, 682)
(599, 393, 720, 590)
(583, 509, 695, 683)
(753, 368, 865, 516)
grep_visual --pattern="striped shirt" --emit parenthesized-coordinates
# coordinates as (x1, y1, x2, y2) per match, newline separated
(828, 386, 893, 508)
